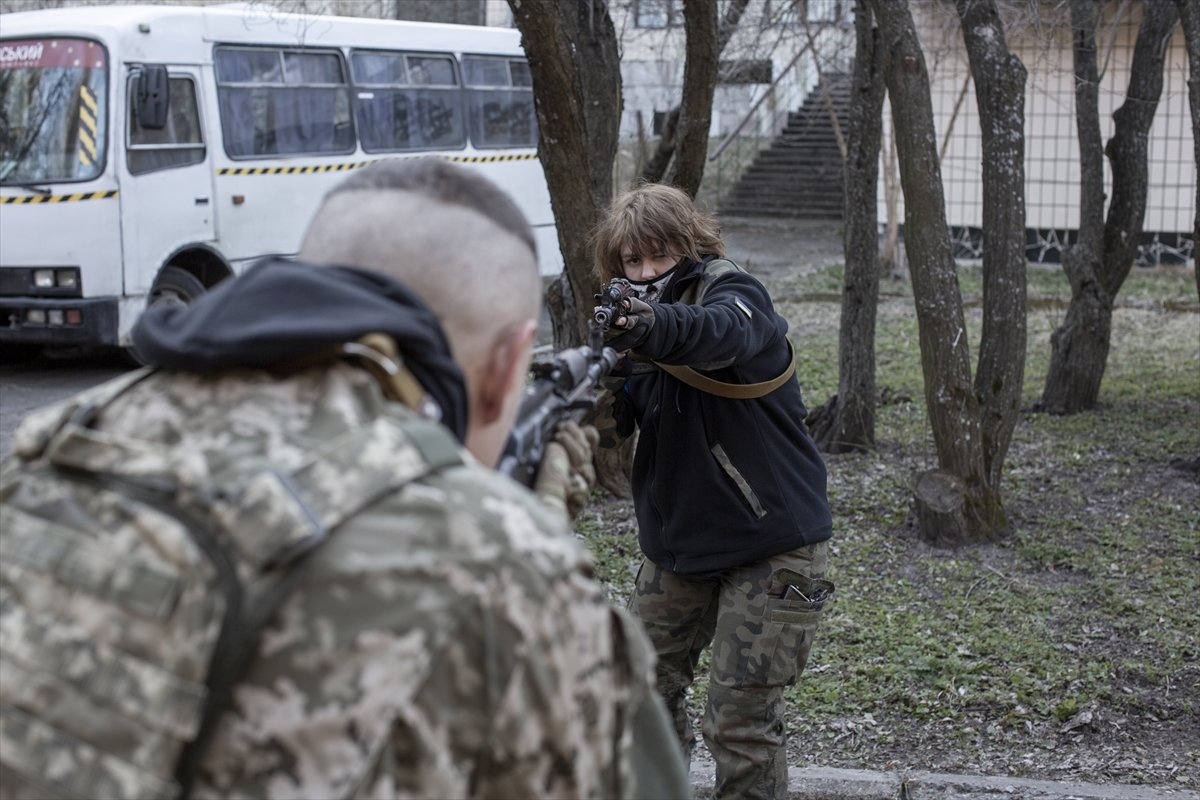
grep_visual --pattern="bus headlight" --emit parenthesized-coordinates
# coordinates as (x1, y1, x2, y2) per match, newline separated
(30, 268, 80, 292)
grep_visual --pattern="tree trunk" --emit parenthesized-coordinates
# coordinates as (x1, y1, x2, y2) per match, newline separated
(639, 0, 751, 185)
(1176, 0, 1200, 303)
(666, 0, 720, 197)
(1042, 0, 1179, 413)
(955, 0, 1027, 492)
(1042, 0, 1110, 414)
(811, 0, 885, 454)
(870, 0, 1005, 544)
(508, 0, 622, 349)
(1102, 1, 1177, 294)
(508, 0, 629, 494)
(640, 109, 680, 187)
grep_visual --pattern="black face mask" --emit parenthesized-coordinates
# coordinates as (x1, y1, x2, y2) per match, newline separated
(627, 260, 684, 303)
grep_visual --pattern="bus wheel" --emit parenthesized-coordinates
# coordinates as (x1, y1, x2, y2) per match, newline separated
(124, 266, 207, 365)
(151, 265, 206, 305)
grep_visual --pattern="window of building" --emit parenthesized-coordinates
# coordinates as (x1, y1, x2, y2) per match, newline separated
(719, 59, 773, 84)
(214, 46, 354, 158)
(349, 50, 466, 152)
(127, 73, 205, 174)
(763, 0, 844, 26)
(807, 0, 844, 23)
(762, 0, 804, 27)
(635, 0, 681, 29)
(461, 55, 537, 148)
(652, 110, 669, 136)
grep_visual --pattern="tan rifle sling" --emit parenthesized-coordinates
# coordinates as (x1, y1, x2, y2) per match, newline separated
(653, 259, 796, 399)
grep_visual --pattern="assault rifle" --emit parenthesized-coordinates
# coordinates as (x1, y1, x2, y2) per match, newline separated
(592, 277, 634, 331)
(498, 335, 620, 487)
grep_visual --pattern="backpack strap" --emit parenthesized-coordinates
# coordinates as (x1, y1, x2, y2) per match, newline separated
(677, 258, 743, 306)
(654, 258, 796, 400)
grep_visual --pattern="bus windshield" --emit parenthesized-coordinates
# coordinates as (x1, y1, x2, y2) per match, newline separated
(0, 37, 108, 185)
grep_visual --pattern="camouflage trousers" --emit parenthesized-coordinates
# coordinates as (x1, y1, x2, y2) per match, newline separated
(629, 542, 832, 800)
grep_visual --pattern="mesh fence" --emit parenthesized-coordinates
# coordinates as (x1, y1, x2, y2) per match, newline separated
(887, 1, 1194, 267)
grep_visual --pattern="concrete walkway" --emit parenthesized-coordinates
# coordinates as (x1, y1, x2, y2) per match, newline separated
(689, 764, 1200, 800)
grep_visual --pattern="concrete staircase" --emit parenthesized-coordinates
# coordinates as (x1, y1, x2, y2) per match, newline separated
(719, 71, 851, 219)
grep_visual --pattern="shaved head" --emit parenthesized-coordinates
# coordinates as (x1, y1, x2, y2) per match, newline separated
(300, 159, 542, 372)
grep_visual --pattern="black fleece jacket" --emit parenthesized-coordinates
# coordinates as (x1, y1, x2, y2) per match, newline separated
(622, 256, 832, 575)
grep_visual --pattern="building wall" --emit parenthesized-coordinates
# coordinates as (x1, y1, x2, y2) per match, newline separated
(610, 0, 851, 140)
(887, 0, 1194, 263)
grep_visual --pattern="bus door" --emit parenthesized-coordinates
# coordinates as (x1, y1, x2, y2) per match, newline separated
(120, 64, 215, 298)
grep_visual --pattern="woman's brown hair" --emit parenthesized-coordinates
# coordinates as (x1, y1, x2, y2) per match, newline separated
(590, 183, 725, 283)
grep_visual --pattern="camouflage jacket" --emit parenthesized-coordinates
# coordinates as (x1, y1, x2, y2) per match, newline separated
(1, 362, 688, 800)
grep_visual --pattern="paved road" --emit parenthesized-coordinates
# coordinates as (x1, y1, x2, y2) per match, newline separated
(0, 347, 133, 462)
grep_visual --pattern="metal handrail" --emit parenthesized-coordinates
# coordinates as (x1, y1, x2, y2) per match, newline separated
(708, 39, 816, 162)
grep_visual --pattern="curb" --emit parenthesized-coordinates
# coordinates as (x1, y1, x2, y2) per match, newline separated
(689, 764, 1200, 800)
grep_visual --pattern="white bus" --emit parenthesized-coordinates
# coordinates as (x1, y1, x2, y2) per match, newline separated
(0, 4, 560, 352)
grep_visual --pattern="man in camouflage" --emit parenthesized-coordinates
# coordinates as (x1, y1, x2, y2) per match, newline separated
(0, 160, 690, 799)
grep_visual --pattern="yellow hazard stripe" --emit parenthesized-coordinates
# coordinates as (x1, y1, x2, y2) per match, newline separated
(79, 105, 97, 133)
(447, 153, 538, 164)
(79, 129, 96, 161)
(79, 86, 97, 116)
(218, 161, 369, 176)
(216, 152, 537, 176)
(77, 86, 98, 167)
(1, 191, 118, 205)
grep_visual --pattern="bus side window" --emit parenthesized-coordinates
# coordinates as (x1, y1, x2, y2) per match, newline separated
(350, 49, 465, 153)
(462, 56, 537, 149)
(214, 46, 354, 158)
(127, 73, 205, 175)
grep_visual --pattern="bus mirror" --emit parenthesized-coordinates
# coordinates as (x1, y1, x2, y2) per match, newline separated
(136, 65, 170, 129)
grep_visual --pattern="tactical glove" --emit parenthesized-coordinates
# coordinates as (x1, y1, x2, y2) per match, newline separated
(604, 296, 656, 353)
(534, 420, 600, 519)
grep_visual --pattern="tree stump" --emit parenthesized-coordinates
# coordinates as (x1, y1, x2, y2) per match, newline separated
(913, 469, 968, 547)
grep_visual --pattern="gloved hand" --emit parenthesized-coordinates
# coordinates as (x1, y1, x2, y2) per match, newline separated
(604, 296, 656, 353)
(533, 420, 600, 519)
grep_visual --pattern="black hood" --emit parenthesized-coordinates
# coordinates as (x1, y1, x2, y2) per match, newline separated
(132, 257, 468, 441)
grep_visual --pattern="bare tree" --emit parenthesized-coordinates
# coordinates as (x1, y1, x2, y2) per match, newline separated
(808, 0, 886, 454)
(870, 0, 1006, 545)
(1041, 0, 1179, 413)
(507, 0, 633, 495)
(955, 0, 1028, 492)
(664, 0, 720, 197)
(638, 0, 751, 186)
(1177, 0, 1200, 303)
(507, 0, 623, 349)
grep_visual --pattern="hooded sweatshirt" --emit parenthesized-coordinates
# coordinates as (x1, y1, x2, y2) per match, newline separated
(133, 257, 468, 441)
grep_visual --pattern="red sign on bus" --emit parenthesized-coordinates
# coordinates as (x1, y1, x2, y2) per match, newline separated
(0, 38, 106, 70)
